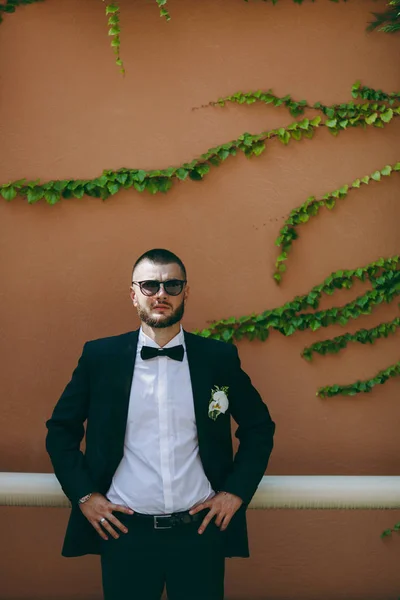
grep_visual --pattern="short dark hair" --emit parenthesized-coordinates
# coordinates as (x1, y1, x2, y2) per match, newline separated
(132, 248, 187, 280)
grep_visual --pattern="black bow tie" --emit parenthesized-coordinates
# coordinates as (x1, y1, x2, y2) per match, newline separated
(140, 344, 185, 362)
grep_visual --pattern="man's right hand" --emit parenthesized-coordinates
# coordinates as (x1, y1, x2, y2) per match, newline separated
(79, 493, 134, 540)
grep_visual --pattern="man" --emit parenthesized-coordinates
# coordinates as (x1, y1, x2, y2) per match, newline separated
(46, 248, 275, 600)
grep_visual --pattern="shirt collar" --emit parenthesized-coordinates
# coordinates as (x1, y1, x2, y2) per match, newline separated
(138, 325, 185, 352)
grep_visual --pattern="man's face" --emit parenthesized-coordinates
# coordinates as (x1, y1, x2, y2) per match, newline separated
(130, 260, 189, 329)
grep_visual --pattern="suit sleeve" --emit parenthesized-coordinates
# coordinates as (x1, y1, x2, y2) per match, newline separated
(45, 343, 96, 504)
(220, 345, 275, 505)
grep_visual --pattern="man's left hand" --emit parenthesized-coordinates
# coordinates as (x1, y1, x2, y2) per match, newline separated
(189, 492, 243, 534)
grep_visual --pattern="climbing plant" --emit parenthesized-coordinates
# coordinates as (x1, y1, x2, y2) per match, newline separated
(195, 257, 400, 342)
(1, 82, 399, 204)
(367, 0, 400, 33)
(104, 2, 125, 76)
(1, 4, 399, 400)
(273, 162, 400, 283)
(317, 361, 400, 398)
(1, 0, 398, 73)
(194, 256, 400, 396)
(301, 316, 400, 361)
(0, 0, 42, 23)
(202, 80, 400, 120)
(381, 521, 400, 538)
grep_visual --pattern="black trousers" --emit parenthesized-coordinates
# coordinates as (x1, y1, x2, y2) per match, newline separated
(100, 512, 225, 600)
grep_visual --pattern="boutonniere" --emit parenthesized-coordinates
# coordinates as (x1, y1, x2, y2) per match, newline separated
(208, 385, 229, 421)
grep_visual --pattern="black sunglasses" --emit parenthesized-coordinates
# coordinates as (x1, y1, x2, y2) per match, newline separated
(132, 279, 187, 297)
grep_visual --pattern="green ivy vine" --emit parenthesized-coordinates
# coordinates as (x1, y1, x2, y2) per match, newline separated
(2, 82, 399, 204)
(301, 316, 400, 361)
(317, 360, 400, 398)
(104, 2, 125, 76)
(367, 0, 400, 34)
(0, 0, 42, 23)
(381, 521, 400, 538)
(195, 257, 400, 341)
(155, 0, 170, 21)
(1, 1, 398, 74)
(352, 81, 400, 104)
(195, 257, 400, 396)
(202, 81, 400, 121)
(273, 162, 400, 283)
(1, 2, 399, 400)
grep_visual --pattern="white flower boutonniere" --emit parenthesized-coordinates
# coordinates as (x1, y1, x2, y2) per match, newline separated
(208, 385, 229, 421)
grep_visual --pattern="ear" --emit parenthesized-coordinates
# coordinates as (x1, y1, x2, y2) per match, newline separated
(184, 284, 190, 302)
(130, 286, 138, 307)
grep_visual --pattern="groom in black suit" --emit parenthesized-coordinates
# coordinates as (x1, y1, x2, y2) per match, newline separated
(46, 248, 275, 600)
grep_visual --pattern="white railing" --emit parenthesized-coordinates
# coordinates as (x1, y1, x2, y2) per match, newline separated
(1, 473, 400, 509)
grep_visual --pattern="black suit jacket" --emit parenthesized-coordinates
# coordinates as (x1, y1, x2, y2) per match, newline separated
(45, 329, 275, 558)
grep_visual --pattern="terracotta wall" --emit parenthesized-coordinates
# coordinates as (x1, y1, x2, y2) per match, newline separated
(1, 0, 399, 598)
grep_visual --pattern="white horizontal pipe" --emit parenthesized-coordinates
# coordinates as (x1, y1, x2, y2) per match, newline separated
(251, 476, 400, 509)
(1, 474, 400, 509)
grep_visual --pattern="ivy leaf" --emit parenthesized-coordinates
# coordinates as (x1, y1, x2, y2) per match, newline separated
(196, 163, 210, 176)
(381, 529, 392, 538)
(72, 187, 85, 199)
(218, 149, 230, 160)
(189, 170, 203, 181)
(94, 175, 109, 188)
(325, 119, 337, 128)
(371, 171, 381, 181)
(115, 173, 128, 185)
(145, 180, 159, 194)
(106, 4, 119, 14)
(157, 177, 173, 193)
(133, 181, 145, 192)
(365, 113, 378, 125)
(252, 142, 266, 156)
(136, 170, 147, 183)
(176, 168, 189, 181)
(1, 186, 17, 201)
(310, 320, 322, 332)
(380, 109, 393, 123)
(325, 198, 336, 210)
(285, 324, 296, 336)
(27, 187, 44, 203)
(298, 118, 310, 130)
(44, 190, 61, 205)
(222, 329, 234, 342)
(290, 130, 302, 141)
(380, 165, 392, 176)
(107, 182, 120, 195)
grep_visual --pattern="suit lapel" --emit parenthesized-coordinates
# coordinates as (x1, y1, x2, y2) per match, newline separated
(184, 330, 214, 462)
(105, 330, 139, 460)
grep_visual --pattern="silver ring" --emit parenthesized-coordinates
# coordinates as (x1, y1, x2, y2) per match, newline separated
(100, 517, 106, 524)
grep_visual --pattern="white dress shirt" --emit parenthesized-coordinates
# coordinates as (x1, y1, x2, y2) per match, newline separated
(107, 326, 214, 514)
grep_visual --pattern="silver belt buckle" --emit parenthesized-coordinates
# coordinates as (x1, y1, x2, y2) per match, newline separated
(154, 515, 172, 529)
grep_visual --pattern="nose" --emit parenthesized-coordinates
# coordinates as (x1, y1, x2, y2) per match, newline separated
(155, 284, 169, 300)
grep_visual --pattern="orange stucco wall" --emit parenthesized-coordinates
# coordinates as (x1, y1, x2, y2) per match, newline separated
(0, 0, 399, 598)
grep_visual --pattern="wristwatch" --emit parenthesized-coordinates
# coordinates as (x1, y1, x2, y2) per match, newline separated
(78, 493, 93, 504)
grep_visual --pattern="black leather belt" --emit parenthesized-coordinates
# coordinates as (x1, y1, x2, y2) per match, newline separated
(133, 509, 207, 530)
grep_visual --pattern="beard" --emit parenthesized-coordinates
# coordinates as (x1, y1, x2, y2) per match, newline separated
(137, 299, 185, 329)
